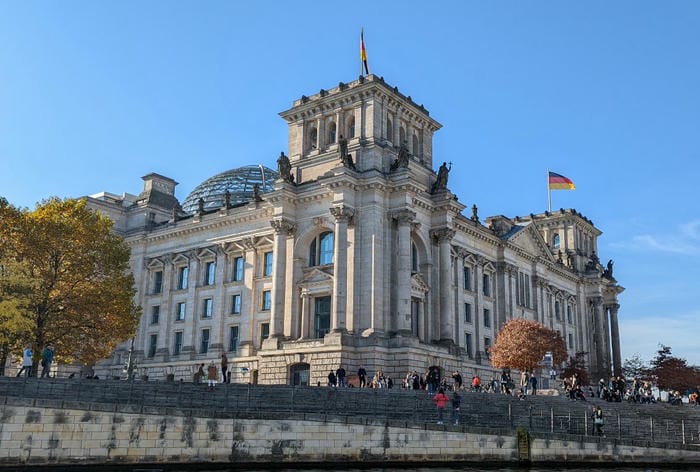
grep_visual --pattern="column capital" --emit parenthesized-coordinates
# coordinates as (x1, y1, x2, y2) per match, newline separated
(390, 209, 416, 225)
(242, 237, 257, 250)
(270, 218, 296, 236)
(430, 227, 455, 243)
(330, 204, 355, 222)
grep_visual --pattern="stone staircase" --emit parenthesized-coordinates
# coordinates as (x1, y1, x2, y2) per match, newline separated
(1, 377, 699, 449)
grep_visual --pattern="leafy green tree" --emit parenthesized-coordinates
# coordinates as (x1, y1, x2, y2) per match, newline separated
(622, 353, 647, 381)
(560, 351, 591, 385)
(0, 197, 140, 374)
(489, 318, 568, 371)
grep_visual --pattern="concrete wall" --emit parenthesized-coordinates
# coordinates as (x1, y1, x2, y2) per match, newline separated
(2, 401, 700, 467)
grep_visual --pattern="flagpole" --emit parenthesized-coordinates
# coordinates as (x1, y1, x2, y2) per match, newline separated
(547, 168, 552, 212)
(360, 28, 363, 77)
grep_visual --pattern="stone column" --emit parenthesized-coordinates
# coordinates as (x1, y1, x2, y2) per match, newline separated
(267, 218, 295, 346)
(609, 303, 622, 377)
(393, 210, 416, 334)
(591, 297, 607, 380)
(330, 205, 353, 332)
(433, 228, 455, 342)
(299, 291, 310, 339)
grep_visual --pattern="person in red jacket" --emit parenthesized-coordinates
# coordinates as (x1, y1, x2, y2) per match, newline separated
(433, 388, 450, 424)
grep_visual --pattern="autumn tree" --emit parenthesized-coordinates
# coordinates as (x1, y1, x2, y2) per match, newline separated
(488, 318, 568, 371)
(646, 345, 700, 391)
(560, 351, 591, 385)
(0, 197, 140, 373)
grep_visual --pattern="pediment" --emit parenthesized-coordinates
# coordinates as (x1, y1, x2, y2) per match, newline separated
(146, 258, 164, 270)
(411, 273, 430, 294)
(509, 224, 555, 261)
(298, 267, 334, 286)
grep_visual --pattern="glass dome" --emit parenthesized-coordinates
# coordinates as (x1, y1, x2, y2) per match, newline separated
(181, 165, 278, 214)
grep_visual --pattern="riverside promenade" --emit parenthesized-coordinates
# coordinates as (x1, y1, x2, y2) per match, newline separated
(1, 376, 700, 468)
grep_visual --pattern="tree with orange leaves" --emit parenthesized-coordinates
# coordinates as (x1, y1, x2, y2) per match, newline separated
(489, 318, 568, 371)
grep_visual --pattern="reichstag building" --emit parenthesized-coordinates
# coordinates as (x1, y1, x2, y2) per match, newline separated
(90, 75, 623, 385)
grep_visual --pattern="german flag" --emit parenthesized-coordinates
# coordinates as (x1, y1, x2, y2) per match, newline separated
(360, 29, 369, 76)
(548, 171, 576, 190)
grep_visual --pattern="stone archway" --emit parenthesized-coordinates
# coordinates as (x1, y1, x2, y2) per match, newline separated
(290, 363, 310, 386)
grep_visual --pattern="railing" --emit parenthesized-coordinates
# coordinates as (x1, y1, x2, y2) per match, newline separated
(1, 376, 699, 449)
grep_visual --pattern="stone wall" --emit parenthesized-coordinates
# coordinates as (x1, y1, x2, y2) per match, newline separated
(2, 401, 700, 467)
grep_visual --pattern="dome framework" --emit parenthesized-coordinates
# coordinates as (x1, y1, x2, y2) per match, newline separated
(181, 165, 278, 214)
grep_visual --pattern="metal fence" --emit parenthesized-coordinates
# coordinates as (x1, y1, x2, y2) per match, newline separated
(2, 377, 699, 449)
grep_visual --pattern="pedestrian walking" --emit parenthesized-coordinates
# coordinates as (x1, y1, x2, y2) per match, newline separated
(433, 387, 449, 425)
(451, 391, 462, 425)
(591, 405, 604, 436)
(529, 372, 538, 395)
(41, 344, 54, 378)
(221, 353, 229, 383)
(16, 345, 33, 378)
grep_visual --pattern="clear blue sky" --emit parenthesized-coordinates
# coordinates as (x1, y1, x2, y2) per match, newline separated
(2, 1, 698, 367)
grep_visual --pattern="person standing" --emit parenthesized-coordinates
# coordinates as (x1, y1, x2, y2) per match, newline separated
(220, 353, 229, 384)
(327, 370, 337, 387)
(530, 372, 538, 396)
(16, 345, 33, 377)
(357, 365, 367, 388)
(433, 388, 449, 425)
(41, 344, 54, 378)
(452, 371, 463, 390)
(451, 391, 462, 425)
(336, 365, 346, 388)
(207, 362, 218, 391)
(592, 405, 604, 436)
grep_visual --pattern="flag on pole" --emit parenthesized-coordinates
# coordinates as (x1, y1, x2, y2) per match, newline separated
(360, 29, 370, 76)
(548, 171, 575, 190)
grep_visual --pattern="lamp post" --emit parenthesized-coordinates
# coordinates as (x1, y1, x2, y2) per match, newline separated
(125, 337, 136, 381)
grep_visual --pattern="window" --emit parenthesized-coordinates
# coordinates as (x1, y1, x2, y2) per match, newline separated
(153, 271, 163, 294)
(229, 326, 239, 352)
(148, 334, 157, 358)
(555, 301, 561, 321)
(177, 266, 189, 290)
(483, 308, 491, 328)
(464, 302, 472, 323)
(262, 290, 271, 310)
(465, 333, 473, 358)
(205, 261, 216, 285)
(260, 323, 270, 345)
(173, 332, 183, 356)
(484, 337, 492, 357)
(552, 233, 560, 249)
(231, 294, 241, 314)
(200, 329, 210, 354)
(518, 273, 530, 307)
(314, 296, 331, 338)
(482, 273, 491, 297)
(263, 251, 273, 276)
(202, 298, 213, 318)
(232, 256, 244, 281)
(567, 305, 573, 324)
(150, 305, 160, 324)
(463, 267, 471, 290)
(411, 243, 418, 272)
(309, 231, 334, 266)
(568, 333, 574, 349)
(176, 302, 186, 321)
(387, 117, 393, 142)
(412, 133, 419, 156)
(328, 121, 336, 144)
(524, 274, 530, 307)
(347, 116, 355, 138)
(309, 127, 318, 150)
(399, 126, 406, 145)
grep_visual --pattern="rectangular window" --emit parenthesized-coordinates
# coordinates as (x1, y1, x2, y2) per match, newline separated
(463, 267, 471, 291)
(314, 295, 331, 338)
(229, 326, 239, 352)
(464, 302, 472, 323)
(176, 302, 186, 321)
(482, 273, 490, 297)
(232, 256, 244, 281)
(483, 308, 491, 328)
(173, 332, 183, 356)
(205, 261, 216, 285)
(202, 298, 213, 318)
(262, 290, 271, 310)
(200, 328, 210, 354)
(484, 337, 492, 357)
(150, 305, 160, 324)
(153, 271, 163, 294)
(177, 266, 189, 290)
(524, 274, 530, 307)
(567, 305, 572, 324)
(464, 332, 473, 358)
(148, 334, 157, 358)
(263, 251, 273, 276)
(568, 333, 574, 349)
(231, 294, 241, 314)
(260, 322, 269, 345)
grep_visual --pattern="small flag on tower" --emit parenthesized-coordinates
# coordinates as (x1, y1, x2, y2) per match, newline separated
(548, 171, 576, 190)
(360, 29, 370, 76)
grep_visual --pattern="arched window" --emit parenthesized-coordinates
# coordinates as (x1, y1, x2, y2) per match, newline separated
(328, 122, 336, 144)
(387, 117, 393, 142)
(309, 231, 334, 266)
(399, 126, 406, 146)
(412, 134, 419, 156)
(552, 233, 560, 249)
(309, 127, 318, 150)
(346, 115, 355, 138)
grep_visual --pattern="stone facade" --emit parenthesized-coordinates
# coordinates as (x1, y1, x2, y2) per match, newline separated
(89, 75, 623, 385)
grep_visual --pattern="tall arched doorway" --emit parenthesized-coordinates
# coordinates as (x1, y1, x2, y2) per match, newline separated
(290, 363, 310, 386)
